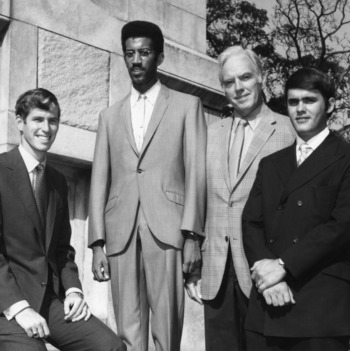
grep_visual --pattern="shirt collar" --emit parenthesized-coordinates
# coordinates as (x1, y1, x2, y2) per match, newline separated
(18, 144, 46, 173)
(296, 127, 330, 150)
(233, 103, 265, 132)
(130, 80, 161, 107)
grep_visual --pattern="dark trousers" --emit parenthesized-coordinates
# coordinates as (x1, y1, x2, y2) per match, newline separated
(204, 252, 249, 351)
(0, 289, 126, 351)
(246, 330, 349, 351)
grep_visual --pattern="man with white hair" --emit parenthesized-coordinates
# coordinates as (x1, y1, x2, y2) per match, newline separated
(186, 46, 295, 350)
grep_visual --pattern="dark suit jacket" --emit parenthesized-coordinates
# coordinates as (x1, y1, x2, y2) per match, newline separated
(0, 147, 81, 321)
(242, 132, 350, 337)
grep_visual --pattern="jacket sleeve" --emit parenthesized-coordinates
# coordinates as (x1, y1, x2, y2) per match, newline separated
(180, 97, 207, 237)
(88, 113, 110, 247)
(242, 159, 277, 267)
(0, 198, 26, 312)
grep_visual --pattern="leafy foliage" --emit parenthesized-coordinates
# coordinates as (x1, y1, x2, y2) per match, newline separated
(207, 0, 350, 139)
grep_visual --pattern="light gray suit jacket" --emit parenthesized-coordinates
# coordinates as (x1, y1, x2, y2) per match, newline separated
(88, 85, 207, 254)
(201, 104, 295, 299)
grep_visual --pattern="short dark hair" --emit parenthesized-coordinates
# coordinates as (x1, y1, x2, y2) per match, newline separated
(15, 88, 61, 120)
(121, 20, 164, 56)
(285, 68, 336, 112)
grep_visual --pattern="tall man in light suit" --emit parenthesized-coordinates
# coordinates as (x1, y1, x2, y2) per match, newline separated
(186, 46, 295, 350)
(0, 88, 125, 351)
(88, 21, 207, 351)
(243, 68, 350, 350)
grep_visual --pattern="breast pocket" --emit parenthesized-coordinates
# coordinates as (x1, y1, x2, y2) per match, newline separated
(313, 185, 338, 219)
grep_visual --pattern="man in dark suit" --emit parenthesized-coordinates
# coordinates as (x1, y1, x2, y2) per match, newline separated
(88, 21, 206, 351)
(242, 68, 350, 350)
(0, 88, 125, 351)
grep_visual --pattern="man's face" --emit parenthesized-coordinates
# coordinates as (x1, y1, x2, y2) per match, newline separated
(124, 37, 164, 93)
(16, 107, 60, 161)
(287, 89, 334, 141)
(221, 54, 263, 117)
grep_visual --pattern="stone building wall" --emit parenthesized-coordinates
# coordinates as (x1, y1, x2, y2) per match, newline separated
(0, 1, 226, 350)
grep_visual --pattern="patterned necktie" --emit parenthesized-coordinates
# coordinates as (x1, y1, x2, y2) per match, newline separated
(297, 143, 313, 166)
(229, 119, 248, 184)
(34, 163, 47, 226)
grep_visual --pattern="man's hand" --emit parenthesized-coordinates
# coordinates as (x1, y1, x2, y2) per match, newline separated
(15, 307, 50, 338)
(262, 281, 296, 307)
(251, 258, 286, 292)
(185, 269, 203, 305)
(64, 292, 91, 322)
(182, 233, 202, 274)
(92, 244, 110, 282)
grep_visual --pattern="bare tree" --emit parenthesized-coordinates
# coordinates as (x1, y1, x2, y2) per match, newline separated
(269, 0, 350, 133)
(207, 0, 269, 58)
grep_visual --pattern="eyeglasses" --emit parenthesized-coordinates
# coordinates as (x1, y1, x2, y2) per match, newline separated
(124, 49, 154, 60)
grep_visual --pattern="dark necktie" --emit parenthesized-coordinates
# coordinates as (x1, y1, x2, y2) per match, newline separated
(34, 163, 47, 227)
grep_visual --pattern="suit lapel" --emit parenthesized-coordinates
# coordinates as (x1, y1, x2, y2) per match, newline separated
(272, 144, 297, 188)
(140, 85, 169, 156)
(231, 107, 276, 190)
(45, 166, 58, 251)
(281, 133, 342, 199)
(219, 117, 233, 190)
(121, 94, 139, 156)
(6, 148, 44, 240)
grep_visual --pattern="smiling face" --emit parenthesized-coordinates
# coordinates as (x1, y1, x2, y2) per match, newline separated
(124, 37, 164, 94)
(287, 89, 334, 141)
(16, 107, 60, 162)
(220, 53, 263, 117)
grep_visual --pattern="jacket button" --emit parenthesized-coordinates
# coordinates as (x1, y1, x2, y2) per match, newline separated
(137, 168, 144, 173)
(277, 205, 283, 210)
(293, 237, 299, 243)
(229, 201, 234, 207)
(297, 200, 303, 206)
(40, 282, 47, 287)
(225, 236, 229, 242)
(269, 238, 276, 244)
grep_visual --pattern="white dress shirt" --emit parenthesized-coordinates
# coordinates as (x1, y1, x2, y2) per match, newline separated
(130, 80, 161, 151)
(295, 127, 330, 160)
(3, 145, 82, 320)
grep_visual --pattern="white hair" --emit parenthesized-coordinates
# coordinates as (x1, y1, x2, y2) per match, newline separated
(218, 46, 263, 84)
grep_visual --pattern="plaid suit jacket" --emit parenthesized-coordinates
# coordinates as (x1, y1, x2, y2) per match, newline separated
(201, 104, 295, 299)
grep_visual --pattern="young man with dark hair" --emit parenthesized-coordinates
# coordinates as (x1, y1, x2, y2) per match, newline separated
(242, 68, 350, 350)
(0, 88, 125, 351)
(88, 21, 206, 351)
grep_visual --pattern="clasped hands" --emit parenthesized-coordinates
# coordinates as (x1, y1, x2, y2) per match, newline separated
(251, 258, 295, 307)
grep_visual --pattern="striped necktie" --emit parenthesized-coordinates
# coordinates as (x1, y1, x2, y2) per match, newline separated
(297, 143, 313, 166)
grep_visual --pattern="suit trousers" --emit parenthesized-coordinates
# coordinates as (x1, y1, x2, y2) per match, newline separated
(246, 330, 349, 351)
(204, 250, 249, 351)
(109, 205, 184, 351)
(0, 288, 125, 351)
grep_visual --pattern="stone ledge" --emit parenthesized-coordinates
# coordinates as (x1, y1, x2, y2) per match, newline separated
(0, 0, 10, 17)
(49, 124, 96, 165)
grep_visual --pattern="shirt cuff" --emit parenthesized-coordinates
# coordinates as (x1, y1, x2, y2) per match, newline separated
(65, 287, 84, 298)
(3, 300, 30, 320)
